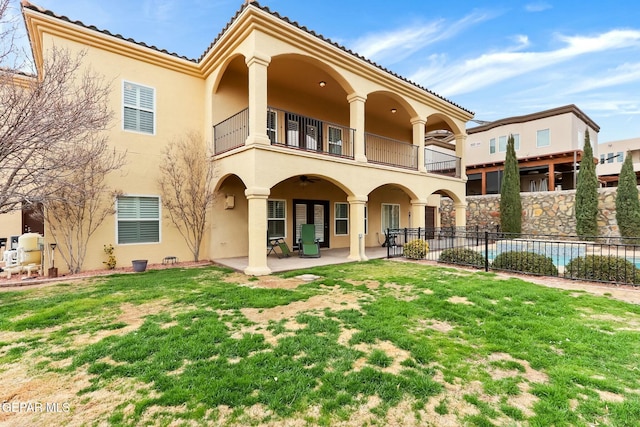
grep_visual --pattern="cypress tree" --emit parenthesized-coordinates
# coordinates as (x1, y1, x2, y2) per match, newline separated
(500, 134, 522, 235)
(575, 130, 599, 239)
(615, 151, 640, 242)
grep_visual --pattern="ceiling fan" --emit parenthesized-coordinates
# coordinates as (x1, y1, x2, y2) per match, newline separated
(298, 175, 318, 186)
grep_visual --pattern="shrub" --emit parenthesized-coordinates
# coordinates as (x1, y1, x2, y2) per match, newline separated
(403, 239, 429, 259)
(438, 248, 487, 268)
(103, 244, 116, 270)
(491, 251, 558, 276)
(564, 255, 639, 284)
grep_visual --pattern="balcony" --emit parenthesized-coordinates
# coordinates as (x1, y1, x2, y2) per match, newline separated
(213, 109, 461, 177)
(425, 147, 461, 178)
(213, 108, 354, 159)
(364, 133, 418, 170)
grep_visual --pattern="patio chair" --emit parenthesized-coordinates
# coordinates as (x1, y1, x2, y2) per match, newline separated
(298, 224, 320, 258)
(269, 237, 292, 258)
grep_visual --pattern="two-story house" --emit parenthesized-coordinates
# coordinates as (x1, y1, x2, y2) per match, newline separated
(16, 1, 472, 275)
(465, 105, 599, 195)
(597, 138, 640, 186)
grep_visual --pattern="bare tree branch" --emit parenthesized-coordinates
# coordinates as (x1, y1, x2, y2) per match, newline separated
(38, 137, 126, 273)
(158, 131, 216, 261)
(0, 46, 114, 213)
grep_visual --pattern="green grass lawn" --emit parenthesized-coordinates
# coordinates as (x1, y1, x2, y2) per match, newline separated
(1, 260, 639, 426)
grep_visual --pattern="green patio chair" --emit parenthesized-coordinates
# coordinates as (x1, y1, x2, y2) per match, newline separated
(268, 237, 292, 258)
(298, 224, 320, 258)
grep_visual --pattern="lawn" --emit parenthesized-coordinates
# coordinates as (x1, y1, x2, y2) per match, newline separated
(1, 260, 639, 426)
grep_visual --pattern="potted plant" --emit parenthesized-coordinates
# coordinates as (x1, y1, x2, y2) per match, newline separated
(131, 259, 148, 272)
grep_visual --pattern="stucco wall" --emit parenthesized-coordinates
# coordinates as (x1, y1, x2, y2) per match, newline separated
(441, 188, 630, 237)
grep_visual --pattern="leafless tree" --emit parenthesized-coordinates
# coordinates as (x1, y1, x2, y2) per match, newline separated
(0, 0, 18, 67)
(0, 45, 114, 214)
(40, 138, 125, 273)
(158, 132, 216, 261)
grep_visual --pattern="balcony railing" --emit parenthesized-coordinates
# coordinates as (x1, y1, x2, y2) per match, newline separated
(213, 108, 249, 155)
(365, 133, 418, 170)
(267, 107, 354, 159)
(425, 147, 461, 178)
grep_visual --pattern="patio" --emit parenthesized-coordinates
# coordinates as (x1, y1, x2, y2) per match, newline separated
(213, 246, 388, 273)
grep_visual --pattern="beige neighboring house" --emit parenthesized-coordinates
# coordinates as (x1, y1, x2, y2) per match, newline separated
(465, 105, 599, 195)
(597, 138, 640, 186)
(7, 1, 473, 276)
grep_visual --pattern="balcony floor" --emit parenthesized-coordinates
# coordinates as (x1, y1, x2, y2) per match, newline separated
(213, 246, 388, 274)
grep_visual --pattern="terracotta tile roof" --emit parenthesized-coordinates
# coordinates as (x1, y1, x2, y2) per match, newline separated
(21, 0, 472, 115)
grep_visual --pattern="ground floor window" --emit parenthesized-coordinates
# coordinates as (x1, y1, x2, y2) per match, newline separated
(117, 196, 160, 244)
(381, 203, 400, 232)
(267, 200, 286, 238)
(335, 202, 348, 235)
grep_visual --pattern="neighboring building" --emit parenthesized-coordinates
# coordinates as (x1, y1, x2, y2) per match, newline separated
(465, 105, 600, 195)
(597, 138, 640, 186)
(14, 1, 473, 275)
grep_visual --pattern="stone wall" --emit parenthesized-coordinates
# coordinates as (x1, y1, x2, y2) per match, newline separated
(441, 188, 621, 237)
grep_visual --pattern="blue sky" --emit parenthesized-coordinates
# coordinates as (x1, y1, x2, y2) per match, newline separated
(8, 0, 640, 143)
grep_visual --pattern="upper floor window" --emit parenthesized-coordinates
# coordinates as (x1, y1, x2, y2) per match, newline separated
(536, 129, 550, 148)
(513, 134, 520, 150)
(267, 110, 277, 143)
(617, 152, 624, 162)
(607, 152, 615, 164)
(498, 136, 507, 152)
(489, 138, 496, 154)
(123, 81, 155, 134)
(600, 154, 606, 164)
(117, 196, 160, 244)
(328, 126, 343, 155)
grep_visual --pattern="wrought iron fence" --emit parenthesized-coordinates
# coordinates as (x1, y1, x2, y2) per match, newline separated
(384, 227, 640, 285)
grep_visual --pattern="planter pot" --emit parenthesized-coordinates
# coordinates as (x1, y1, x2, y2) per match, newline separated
(132, 259, 148, 272)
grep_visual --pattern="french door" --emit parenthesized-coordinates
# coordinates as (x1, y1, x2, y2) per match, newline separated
(293, 199, 329, 248)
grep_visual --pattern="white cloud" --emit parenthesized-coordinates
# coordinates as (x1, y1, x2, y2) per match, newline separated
(563, 63, 640, 94)
(411, 29, 640, 96)
(143, 0, 177, 22)
(350, 10, 492, 65)
(525, 2, 552, 12)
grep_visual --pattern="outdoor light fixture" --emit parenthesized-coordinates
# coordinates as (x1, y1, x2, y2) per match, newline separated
(319, 81, 326, 87)
(391, 108, 397, 113)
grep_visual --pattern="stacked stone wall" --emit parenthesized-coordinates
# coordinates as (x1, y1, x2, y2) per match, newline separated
(441, 188, 624, 237)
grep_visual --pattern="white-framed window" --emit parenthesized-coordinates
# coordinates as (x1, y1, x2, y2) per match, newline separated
(267, 110, 277, 143)
(334, 202, 348, 235)
(513, 134, 520, 150)
(607, 152, 614, 164)
(123, 81, 155, 134)
(267, 200, 286, 239)
(489, 138, 496, 154)
(328, 126, 343, 155)
(381, 204, 400, 232)
(600, 154, 606, 164)
(536, 129, 550, 148)
(117, 196, 160, 244)
(617, 152, 624, 162)
(498, 136, 507, 152)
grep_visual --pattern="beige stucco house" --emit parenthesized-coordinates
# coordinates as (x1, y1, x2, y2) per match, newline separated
(597, 137, 640, 186)
(465, 105, 599, 195)
(11, 1, 472, 275)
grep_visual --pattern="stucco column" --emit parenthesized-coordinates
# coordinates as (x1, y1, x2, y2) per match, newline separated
(246, 53, 271, 146)
(244, 186, 271, 276)
(347, 195, 368, 261)
(455, 134, 468, 180)
(412, 118, 427, 172)
(411, 199, 427, 229)
(348, 93, 367, 162)
(454, 202, 467, 228)
(549, 163, 555, 190)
